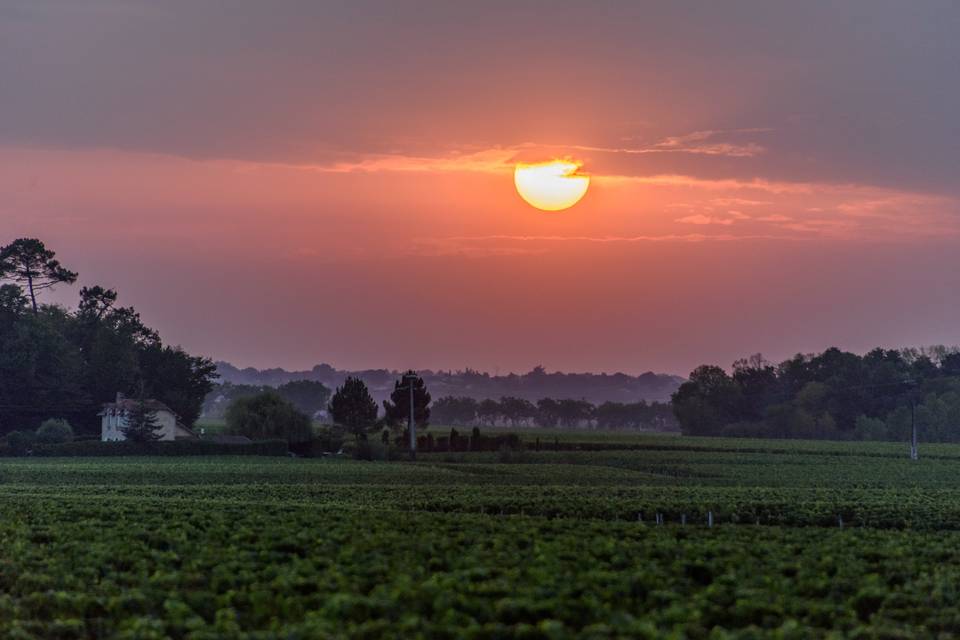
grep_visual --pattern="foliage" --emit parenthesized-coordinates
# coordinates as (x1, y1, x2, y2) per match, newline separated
(217, 360, 682, 407)
(275, 379, 331, 417)
(382, 370, 431, 428)
(5, 429, 35, 456)
(31, 439, 289, 456)
(0, 239, 217, 435)
(432, 395, 676, 430)
(328, 376, 378, 440)
(0, 238, 77, 312)
(139, 344, 219, 428)
(203, 380, 331, 419)
(122, 395, 164, 442)
(7, 443, 960, 636)
(674, 347, 960, 441)
(431, 395, 479, 424)
(35, 418, 74, 444)
(224, 391, 313, 444)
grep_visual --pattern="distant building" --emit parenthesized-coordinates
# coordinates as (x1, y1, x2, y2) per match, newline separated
(100, 393, 197, 442)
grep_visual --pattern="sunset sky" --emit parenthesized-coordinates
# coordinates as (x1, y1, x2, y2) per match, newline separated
(4, 1, 960, 376)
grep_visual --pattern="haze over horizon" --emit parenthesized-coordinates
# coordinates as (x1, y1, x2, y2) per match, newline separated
(6, 1, 960, 376)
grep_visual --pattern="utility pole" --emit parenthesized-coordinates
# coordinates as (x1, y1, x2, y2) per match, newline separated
(903, 378, 919, 461)
(910, 396, 918, 461)
(404, 372, 417, 461)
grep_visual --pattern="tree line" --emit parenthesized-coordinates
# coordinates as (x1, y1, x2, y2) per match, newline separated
(224, 371, 430, 447)
(431, 395, 677, 430)
(0, 238, 218, 435)
(672, 347, 960, 442)
(216, 361, 681, 406)
(204, 381, 332, 419)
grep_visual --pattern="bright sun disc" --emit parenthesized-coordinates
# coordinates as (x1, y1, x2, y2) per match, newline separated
(514, 160, 590, 211)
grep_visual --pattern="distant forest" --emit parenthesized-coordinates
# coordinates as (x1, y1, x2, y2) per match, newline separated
(673, 347, 960, 442)
(215, 362, 683, 407)
(431, 396, 676, 431)
(204, 384, 676, 432)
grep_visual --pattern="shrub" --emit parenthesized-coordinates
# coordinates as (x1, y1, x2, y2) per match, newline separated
(225, 391, 313, 444)
(288, 428, 346, 458)
(32, 439, 289, 457)
(6, 430, 36, 456)
(496, 444, 532, 464)
(353, 439, 374, 461)
(35, 419, 74, 445)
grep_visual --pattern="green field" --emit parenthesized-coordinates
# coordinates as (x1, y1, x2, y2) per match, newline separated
(3, 436, 960, 638)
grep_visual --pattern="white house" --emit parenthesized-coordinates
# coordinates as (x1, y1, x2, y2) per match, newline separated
(100, 393, 197, 442)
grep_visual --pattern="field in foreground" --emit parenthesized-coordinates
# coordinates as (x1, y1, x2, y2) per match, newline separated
(4, 437, 960, 638)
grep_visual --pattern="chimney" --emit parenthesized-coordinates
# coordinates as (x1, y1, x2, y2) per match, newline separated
(116, 391, 125, 403)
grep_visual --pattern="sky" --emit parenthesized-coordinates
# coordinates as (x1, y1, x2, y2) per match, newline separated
(3, 1, 960, 376)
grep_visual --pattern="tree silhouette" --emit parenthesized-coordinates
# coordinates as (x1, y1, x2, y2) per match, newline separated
(0, 238, 77, 313)
(122, 391, 164, 442)
(0, 284, 28, 318)
(382, 371, 431, 428)
(225, 391, 312, 443)
(328, 376, 378, 441)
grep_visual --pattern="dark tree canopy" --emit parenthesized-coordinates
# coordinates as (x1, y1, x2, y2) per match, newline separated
(202, 380, 331, 420)
(0, 238, 78, 313)
(122, 396, 164, 443)
(0, 284, 28, 318)
(225, 391, 313, 444)
(328, 376, 378, 440)
(35, 418, 74, 445)
(414, 395, 676, 430)
(673, 347, 960, 442)
(140, 345, 218, 428)
(431, 396, 479, 425)
(273, 380, 331, 417)
(0, 238, 217, 435)
(382, 371, 431, 428)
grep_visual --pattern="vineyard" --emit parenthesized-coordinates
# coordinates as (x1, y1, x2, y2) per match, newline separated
(3, 437, 960, 637)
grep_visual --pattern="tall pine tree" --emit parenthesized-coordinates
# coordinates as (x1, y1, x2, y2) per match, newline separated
(122, 392, 164, 442)
(328, 376, 378, 441)
(0, 238, 78, 313)
(383, 371, 431, 428)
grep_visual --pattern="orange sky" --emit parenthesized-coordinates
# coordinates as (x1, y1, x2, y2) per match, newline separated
(4, 2, 960, 375)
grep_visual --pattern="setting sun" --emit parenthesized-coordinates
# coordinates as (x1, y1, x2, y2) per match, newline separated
(514, 160, 590, 211)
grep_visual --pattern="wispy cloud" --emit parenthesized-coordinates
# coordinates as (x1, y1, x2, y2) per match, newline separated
(598, 173, 813, 194)
(676, 214, 736, 226)
(568, 128, 770, 158)
(710, 197, 772, 207)
(283, 128, 768, 176)
(301, 147, 518, 174)
(412, 233, 792, 257)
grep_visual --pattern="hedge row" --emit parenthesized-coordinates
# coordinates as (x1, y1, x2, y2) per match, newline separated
(28, 439, 290, 457)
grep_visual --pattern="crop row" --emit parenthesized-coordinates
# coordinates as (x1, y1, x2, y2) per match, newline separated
(9, 481, 960, 530)
(11, 449, 960, 489)
(6, 494, 960, 638)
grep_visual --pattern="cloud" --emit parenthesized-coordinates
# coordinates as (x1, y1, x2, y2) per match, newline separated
(710, 198, 772, 207)
(676, 214, 736, 226)
(313, 147, 517, 174)
(5, 143, 958, 252)
(411, 233, 792, 257)
(568, 128, 770, 158)
(598, 173, 814, 194)
(291, 128, 770, 178)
